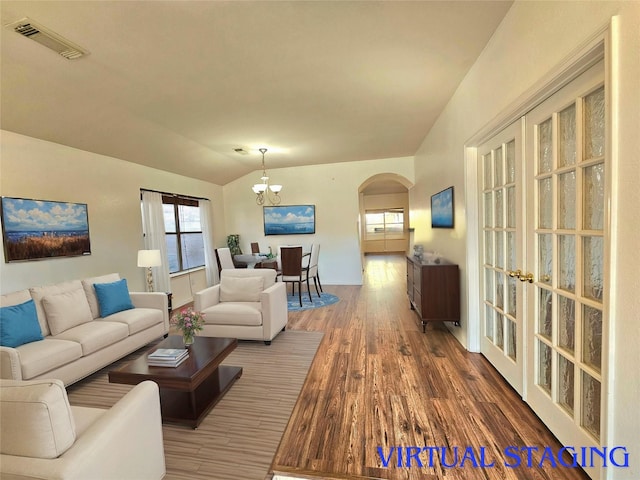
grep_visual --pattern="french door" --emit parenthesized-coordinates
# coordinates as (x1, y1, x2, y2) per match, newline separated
(479, 122, 525, 394)
(479, 59, 606, 480)
(525, 60, 606, 480)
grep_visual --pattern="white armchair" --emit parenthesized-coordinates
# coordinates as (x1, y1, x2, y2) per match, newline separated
(0, 379, 166, 480)
(194, 268, 287, 345)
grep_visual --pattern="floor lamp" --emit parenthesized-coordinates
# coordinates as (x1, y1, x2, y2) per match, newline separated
(137, 249, 162, 292)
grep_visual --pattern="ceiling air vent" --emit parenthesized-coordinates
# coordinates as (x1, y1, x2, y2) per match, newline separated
(6, 17, 88, 59)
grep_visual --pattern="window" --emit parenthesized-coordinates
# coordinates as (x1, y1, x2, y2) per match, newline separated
(364, 209, 404, 240)
(162, 195, 205, 273)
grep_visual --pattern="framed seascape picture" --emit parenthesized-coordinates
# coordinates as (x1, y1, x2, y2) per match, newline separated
(263, 205, 316, 235)
(1, 197, 91, 262)
(431, 186, 454, 228)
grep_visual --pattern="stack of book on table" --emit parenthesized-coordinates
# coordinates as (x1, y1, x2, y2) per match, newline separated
(147, 348, 189, 367)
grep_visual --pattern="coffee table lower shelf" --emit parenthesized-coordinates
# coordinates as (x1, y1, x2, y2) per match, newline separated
(159, 365, 242, 428)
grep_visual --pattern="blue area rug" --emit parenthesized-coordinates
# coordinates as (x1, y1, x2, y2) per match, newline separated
(287, 292, 339, 312)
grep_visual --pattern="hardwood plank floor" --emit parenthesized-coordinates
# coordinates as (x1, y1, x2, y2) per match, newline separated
(272, 253, 590, 480)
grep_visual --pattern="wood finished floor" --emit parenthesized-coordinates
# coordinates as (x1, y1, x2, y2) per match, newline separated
(272, 253, 590, 480)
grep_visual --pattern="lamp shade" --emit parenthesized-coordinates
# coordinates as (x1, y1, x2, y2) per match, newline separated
(137, 249, 162, 268)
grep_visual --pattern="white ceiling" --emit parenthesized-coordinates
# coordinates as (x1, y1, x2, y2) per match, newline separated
(1, 1, 512, 185)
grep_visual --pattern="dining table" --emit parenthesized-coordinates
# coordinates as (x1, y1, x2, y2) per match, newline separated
(234, 249, 310, 269)
(233, 254, 269, 268)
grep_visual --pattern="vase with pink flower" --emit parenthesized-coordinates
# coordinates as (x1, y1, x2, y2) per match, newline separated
(170, 307, 204, 347)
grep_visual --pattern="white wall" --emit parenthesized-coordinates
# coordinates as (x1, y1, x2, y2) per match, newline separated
(0, 130, 226, 296)
(223, 156, 414, 285)
(411, 2, 639, 478)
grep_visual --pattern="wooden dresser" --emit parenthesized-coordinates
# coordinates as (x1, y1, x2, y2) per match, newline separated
(406, 255, 460, 332)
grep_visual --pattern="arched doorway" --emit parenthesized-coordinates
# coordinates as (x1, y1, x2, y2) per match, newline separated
(358, 174, 413, 265)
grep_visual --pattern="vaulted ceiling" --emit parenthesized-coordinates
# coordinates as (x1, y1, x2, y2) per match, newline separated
(1, 1, 512, 185)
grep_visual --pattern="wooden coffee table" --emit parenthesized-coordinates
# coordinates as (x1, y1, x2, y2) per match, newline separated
(108, 335, 242, 428)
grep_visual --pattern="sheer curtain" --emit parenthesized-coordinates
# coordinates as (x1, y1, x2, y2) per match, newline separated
(140, 190, 171, 292)
(199, 199, 218, 286)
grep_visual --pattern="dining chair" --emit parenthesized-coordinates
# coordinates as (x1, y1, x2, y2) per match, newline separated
(279, 246, 311, 307)
(304, 243, 323, 298)
(250, 242, 260, 255)
(215, 247, 235, 273)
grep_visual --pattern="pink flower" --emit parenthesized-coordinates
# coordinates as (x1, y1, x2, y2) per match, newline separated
(170, 308, 204, 337)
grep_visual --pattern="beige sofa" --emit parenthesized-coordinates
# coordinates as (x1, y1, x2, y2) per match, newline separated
(0, 378, 166, 480)
(194, 268, 287, 345)
(0, 273, 168, 386)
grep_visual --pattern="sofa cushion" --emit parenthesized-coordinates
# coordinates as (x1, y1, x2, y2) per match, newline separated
(0, 378, 76, 459)
(203, 302, 263, 326)
(30, 280, 84, 337)
(0, 289, 32, 307)
(17, 338, 83, 380)
(54, 321, 129, 356)
(42, 288, 93, 336)
(81, 273, 121, 319)
(0, 299, 44, 348)
(220, 275, 264, 303)
(103, 307, 163, 335)
(94, 279, 135, 317)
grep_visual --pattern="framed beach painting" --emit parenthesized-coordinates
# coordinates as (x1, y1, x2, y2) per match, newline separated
(1, 197, 91, 262)
(431, 186, 454, 229)
(263, 205, 316, 235)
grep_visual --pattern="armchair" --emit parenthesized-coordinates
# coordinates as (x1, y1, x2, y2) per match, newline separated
(194, 269, 287, 345)
(0, 379, 165, 480)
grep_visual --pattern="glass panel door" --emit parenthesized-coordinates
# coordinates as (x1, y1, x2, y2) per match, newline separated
(525, 60, 606, 480)
(478, 121, 524, 394)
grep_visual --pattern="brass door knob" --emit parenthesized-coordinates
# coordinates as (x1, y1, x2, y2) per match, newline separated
(519, 272, 534, 283)
(508, 269, 522, 278)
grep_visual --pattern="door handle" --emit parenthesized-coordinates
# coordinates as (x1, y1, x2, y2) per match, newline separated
(518, 272, 534, 283)
(507, 269, 534, 283)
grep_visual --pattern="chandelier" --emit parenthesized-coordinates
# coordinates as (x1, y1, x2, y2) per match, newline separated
(252, 148, 282, 205)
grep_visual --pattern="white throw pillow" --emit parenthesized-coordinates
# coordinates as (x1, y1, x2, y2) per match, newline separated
(220, 275, 264, 302)
(42, 288, 93, 335)
(29, 280, 84, 336)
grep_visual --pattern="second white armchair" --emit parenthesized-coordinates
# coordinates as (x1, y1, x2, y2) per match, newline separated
(194, 268, 288, 345)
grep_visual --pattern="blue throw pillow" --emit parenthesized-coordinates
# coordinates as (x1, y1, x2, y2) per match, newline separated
(94, 279, 134, 317)
(0, 299, 44, 348)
